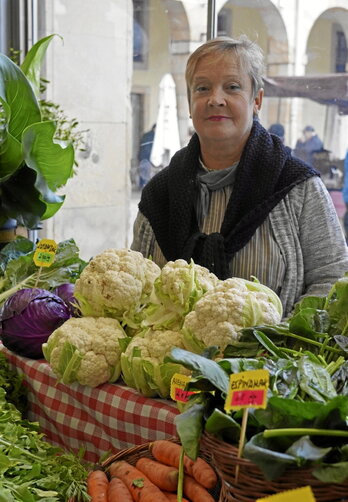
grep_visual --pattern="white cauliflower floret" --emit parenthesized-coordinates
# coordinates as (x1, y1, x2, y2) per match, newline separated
(157, 259, 219, 307)
(193, 263, 221, 292)
(183, 277, 283, 355)
(43, 316, 127, 387)
(124, 328, 186, 361)
(142, 259, 220, 330)
(121, 328, 189, 398)
(74, 248, 161, 319)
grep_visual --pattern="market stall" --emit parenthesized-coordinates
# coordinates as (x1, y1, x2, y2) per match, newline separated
(0, 343, 179, 464)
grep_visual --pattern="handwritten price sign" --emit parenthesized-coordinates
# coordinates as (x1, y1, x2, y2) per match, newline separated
(33, 239, 57, 268)
(170, 373, 196, 403)
(256, 486, 316, 501)
(225, 369, 269, 412)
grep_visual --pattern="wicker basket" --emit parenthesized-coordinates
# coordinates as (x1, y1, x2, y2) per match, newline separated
(101, 436, 221, 501)
(202, 432, 348, 502)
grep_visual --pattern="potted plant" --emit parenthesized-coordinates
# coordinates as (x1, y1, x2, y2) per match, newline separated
(0, 35, 75, 245)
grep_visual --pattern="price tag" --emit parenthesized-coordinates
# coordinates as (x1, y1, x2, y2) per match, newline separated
(170, 373, 196, 403)
(33, 239, 57, 267)
(256, 486, 316, 501)
(225, 369, 269, 412)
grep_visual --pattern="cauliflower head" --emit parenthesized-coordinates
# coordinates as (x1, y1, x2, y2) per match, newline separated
(42, 316, 127, 387)
(183, 277, 283, 355)
(74, 248, 160, 320)
(142, 259, 220, 330)
(120, 328, 189, 398)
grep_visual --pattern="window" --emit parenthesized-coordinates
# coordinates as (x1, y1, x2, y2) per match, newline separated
(335, 30, 347, 73)
(133, 0, 149, 66)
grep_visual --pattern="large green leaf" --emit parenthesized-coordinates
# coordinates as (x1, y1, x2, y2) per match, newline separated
(0, 98, 23, 181)
(168, 348, 230, 394)
(22, 120, 74, 191)
(20, 34, 60, 96)
(0, 54, 41, 141)
(0, 164, 63, 228)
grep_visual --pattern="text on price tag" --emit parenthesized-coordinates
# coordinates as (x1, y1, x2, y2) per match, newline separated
(225, 369, 269, 411)
(33, 239, 57, 267)
(170, 373, 197, 403)
(256, 485, 316, 501)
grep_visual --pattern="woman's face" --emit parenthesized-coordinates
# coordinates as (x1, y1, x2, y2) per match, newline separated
(189, 53, 263, 148)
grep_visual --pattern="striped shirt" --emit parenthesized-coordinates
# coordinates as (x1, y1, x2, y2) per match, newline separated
(151, 187, 285, 296)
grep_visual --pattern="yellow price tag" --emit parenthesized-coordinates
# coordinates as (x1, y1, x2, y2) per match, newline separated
(225, 369, 269, 412)
(170, 373, 196, 403)
(256, 486, 316, 501)
(33, 239, 57, 268)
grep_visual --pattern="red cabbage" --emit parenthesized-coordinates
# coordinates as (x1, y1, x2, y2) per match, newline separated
(0, 288, 71, 359)
(53, 283, 79, 316)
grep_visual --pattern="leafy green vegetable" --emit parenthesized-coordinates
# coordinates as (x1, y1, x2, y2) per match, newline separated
(0, 351, 27, 416)
(170, 348, 348, 484)
(0, 367, 90, 501)
(0, 237, 86, 307)
(0, 35, 75, 228)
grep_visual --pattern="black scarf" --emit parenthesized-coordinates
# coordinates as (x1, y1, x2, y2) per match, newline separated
(139, 120, 318, 279)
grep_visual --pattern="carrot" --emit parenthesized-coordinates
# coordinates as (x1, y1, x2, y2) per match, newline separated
(162, 491, 190, 502)
(191, 457, 217, 489)
(135, 457, 178, 491)
(108, 460, 169, 502)
(87, 469, 109, 502)
(107, 476, 133, 502)
(150, 440, 217, 489)
(183, 475, 215, 502)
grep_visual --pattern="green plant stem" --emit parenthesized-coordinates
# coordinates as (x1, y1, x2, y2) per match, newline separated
(177, 447, 184, 502)
(264, 428, 348, 438)
(279, 330, 343, 355)
(0, 275, 35, 305)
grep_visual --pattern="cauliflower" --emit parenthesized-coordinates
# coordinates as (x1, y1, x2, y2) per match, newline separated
(120, 327, 190, 398)
(183, 277, 283, 355)
(74, 248, 161, 322)
(142, 259, 220, 330)
(42, 316, 127, 387)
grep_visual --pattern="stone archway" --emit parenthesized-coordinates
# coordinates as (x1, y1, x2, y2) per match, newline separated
(306, 7, 348, 158)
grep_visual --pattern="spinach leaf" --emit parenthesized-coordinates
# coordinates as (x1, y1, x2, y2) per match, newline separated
(205, 408, 241, 443)
(298, 356, 337, 402)
(285, 436, 331, 465)
(175, 402, 205, 460)
(312, 462, 348, 483)
(243, 432, 297, 480)
(168, 348, 229, 394)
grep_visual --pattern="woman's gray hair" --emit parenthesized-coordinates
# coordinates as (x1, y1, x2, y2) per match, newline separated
(185, 35, 265, 105)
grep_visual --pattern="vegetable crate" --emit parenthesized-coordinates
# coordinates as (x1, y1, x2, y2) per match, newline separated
(202, 432, 348, 502)
(100, 437, 221, 501)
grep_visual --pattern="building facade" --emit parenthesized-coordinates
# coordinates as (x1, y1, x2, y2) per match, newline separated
(1, 0, 347, 259)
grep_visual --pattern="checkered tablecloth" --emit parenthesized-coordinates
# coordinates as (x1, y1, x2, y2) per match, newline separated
(1, 344, 179, 463)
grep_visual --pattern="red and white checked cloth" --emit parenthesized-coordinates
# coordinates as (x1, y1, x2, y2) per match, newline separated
(1, 344, 179, 463)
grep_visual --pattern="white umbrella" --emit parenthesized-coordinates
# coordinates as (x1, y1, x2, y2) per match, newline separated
(150, 73, 181, 168)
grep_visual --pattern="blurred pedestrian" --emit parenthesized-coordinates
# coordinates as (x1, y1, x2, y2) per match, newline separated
(293, 125, 323, 167)
(268, 123, 285, 143)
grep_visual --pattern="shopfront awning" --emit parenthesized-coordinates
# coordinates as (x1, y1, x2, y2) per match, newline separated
(263, 74, 348, 114)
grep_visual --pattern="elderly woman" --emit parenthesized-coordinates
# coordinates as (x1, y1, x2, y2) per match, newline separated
(131, 35, 348, 316)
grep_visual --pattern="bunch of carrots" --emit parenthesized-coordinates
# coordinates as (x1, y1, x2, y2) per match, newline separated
(87, 439, 218, 502)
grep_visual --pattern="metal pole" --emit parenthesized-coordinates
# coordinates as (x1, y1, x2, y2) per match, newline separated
(207, 0, 217, 41)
